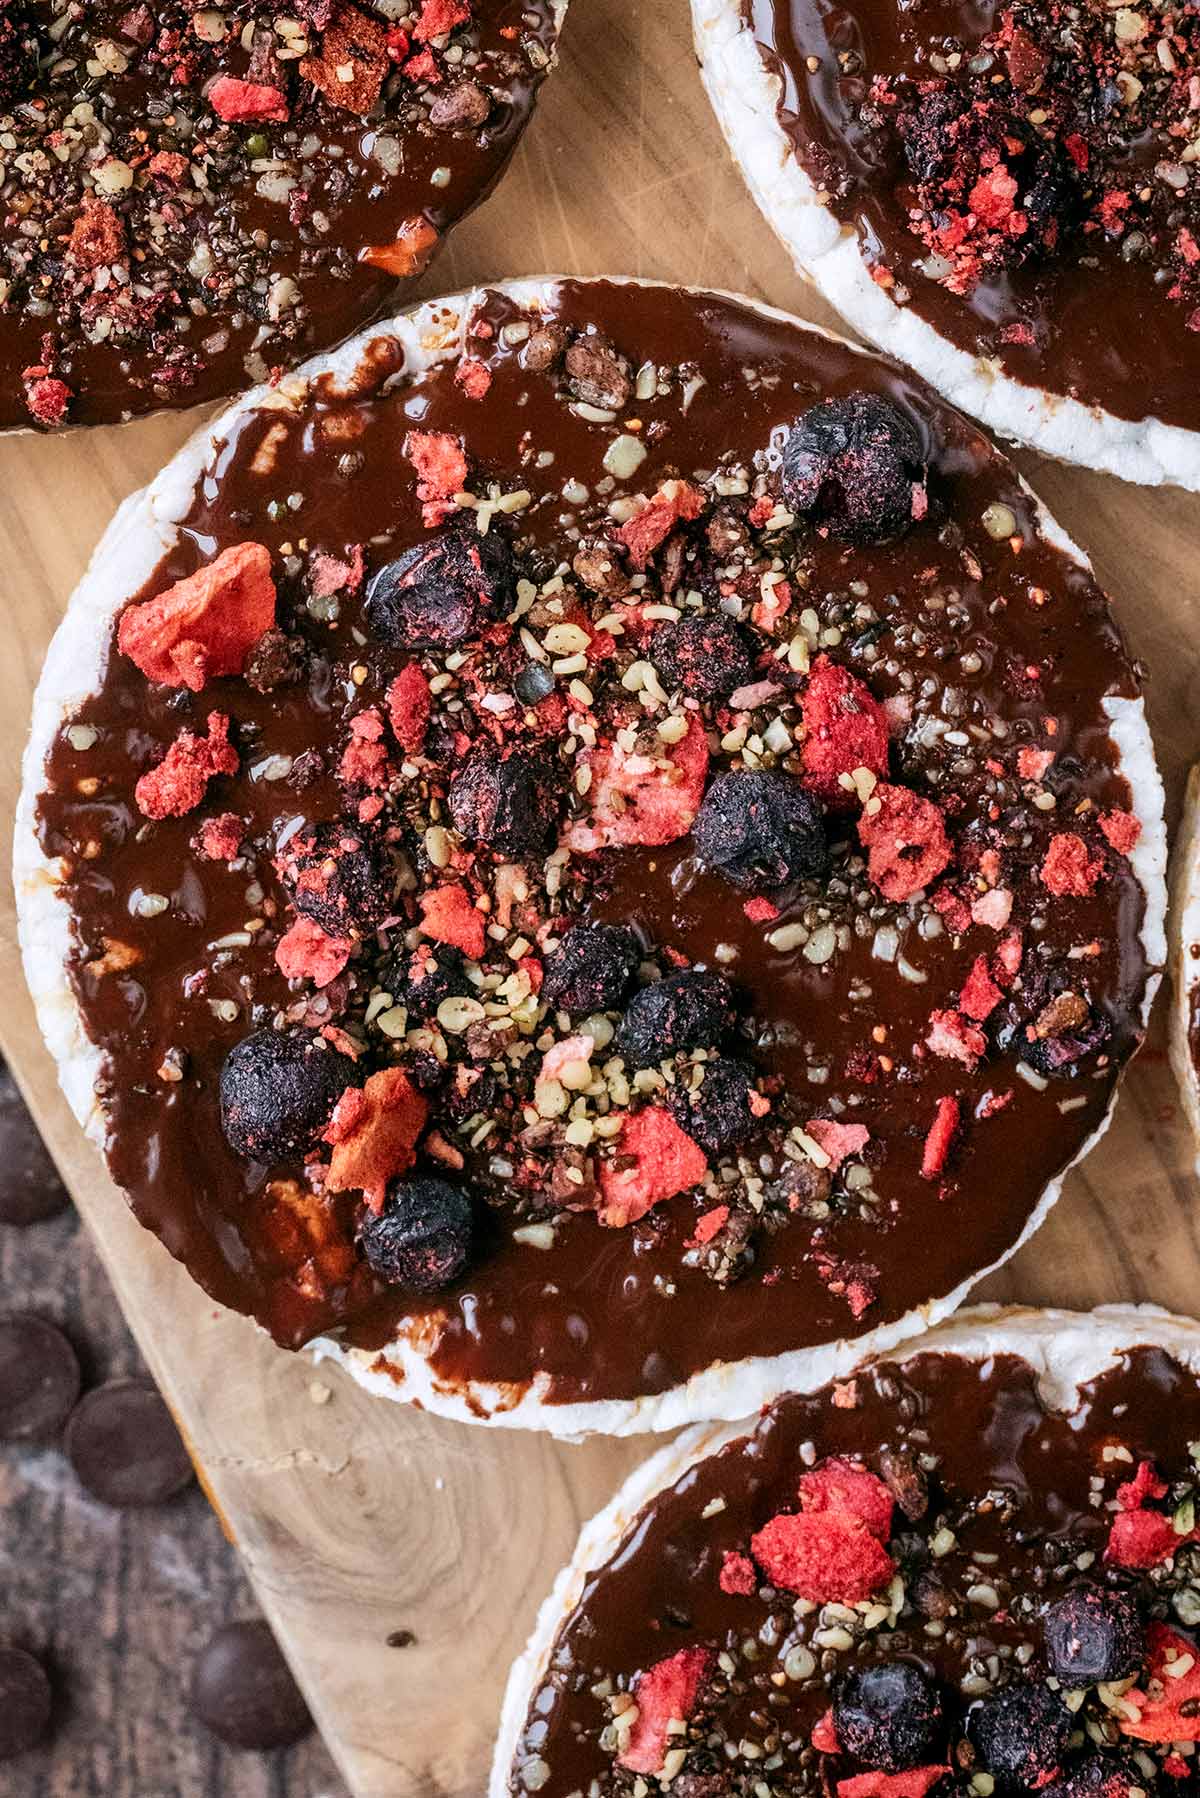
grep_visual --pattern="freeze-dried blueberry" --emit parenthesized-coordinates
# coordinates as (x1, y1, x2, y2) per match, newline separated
(1043, 1587, 1145, 1687)
(380, 943, 469, 1022)
(448, 748, 559, 858)
(693, 769, 827, 891)
(359, 1178, 473, 1291)
(1041, 1753, 1148, 1798)
(669, 1058, 759, 1157)
(275, 820, 394, 939)
(967, 1683, 1070, 1790)
(615, 970, 737, 1067)
(219, 1029, 358, 1162)
(834, 1660, 944, 1773)
(542, 923, 639, 1017)
(365, 528, 513, 649)
(782, 393, 927, 545)
(649, 615, 756, 703)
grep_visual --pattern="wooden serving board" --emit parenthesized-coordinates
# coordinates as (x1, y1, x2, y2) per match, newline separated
(2, 4, 1199, 1794)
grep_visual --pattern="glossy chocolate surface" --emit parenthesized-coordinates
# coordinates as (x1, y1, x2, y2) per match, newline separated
(508, 1343, 1200, 1795)
(745, 0, 1200, 433)
(36, 281, 1150, 1408)
(0, 0, 556, 429)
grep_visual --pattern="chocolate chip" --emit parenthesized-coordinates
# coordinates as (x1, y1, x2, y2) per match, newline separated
(64, 1378, 193, 1507)
(0, 1645, 52, 1761)
(0, 1314, 80, 1441)
(219, 1027, 359, 1163)
(782, 393, 928, 544)
(0, 1064, 69, 1225)
(359, 1178, 474, 1292)
(693, 769, 828, 891)
(191, 1620, 312, 1751)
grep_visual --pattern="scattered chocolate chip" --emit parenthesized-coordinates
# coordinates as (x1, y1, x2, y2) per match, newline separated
(649, 614, 756, 702)
(693, 769, 827, 890)
(0, 1645, 52, 1762)
(448, 747, 559, 857)
(615, 970, 737, 1068)
(275, 819, 395, 938)
(365, 527, 513, 649)
(542, 924, 640, 1017)
(0, 1314, 80, 1441)
(191, 1620, 312, 1752)
(0, 1063, 69, 1225)
(834, 1659, 945, 1772)
(782, 394, 927, 544)
(563, 332, 631, 410)
(219, 1028, 359, 1163)
(1043, 1586, 1145, 1687)
(669, 1057, 759, 1156)
(359, 1178, 474, 1291)
(967, 1681, 1070, 1790)
(64, 1377, 193, 1507)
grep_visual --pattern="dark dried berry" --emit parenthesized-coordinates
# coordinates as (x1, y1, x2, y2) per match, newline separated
(649, 615, 756, 702)
(967, 1683, 1070, 1790)
(615, 970, 737, 1067)
(514, 662, 556, 705)
(542, 924, 640, 1017)
(359, 1178, 473, 1291)
(1041, 1753, 1148, 1798)
(448, 748, 559, 857)
(244, 627, 306, 693)
(668, 1057, 759, 1156)
(693, 769, 827, 891)
(365, 528, 512, 649)
(834, 1660, 944, 1773)
(275, 820, 394, 938)
(782, 394, 927, 545)
(1043, 1587, 1145, 1687)
(381, 943, 469, 1022)
(993, 975, 1111, 1079)
(219, 1029, 357, 1162)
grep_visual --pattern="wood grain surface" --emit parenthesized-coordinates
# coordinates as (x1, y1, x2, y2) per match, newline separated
(2, 3, 1198, 1795)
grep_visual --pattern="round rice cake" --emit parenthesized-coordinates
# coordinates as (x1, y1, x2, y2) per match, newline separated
(0, 0, 562, 430)
(1170, 766, 1200, 1173)
(493, 1304, 1200, 1798)
(693, 0, 1200, 490)
(16, 277, 1165, 1436)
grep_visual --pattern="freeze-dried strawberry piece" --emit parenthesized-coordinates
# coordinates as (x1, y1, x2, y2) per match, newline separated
(925, 1009, 986, 1068)
(1040, 833, 1104, 898)
(812, 1710, 841, 1754)
(838, 1769, 948, 1798)
(689, 1204, 730, 1247)
(565, 713, 709, 852)
(1017, 746, 1054, 781)
(117, 542, 275, 692)
(413, 0, 470, 42)
(198, 812, 245, 863)
(807, 1119, 870, 1170)
(743, 896, 779, 924)
(1100, 810, 1142, 856)
(24, 374, 71, 427)
(920, 1095, 960, 1181)
(959, 955, 1003, 1022)
(1119, 1624, 1200, 1742)
(751, 1509, 895, 1604)
(418, 884, 486, 961)
(597, 1106, 708, 1228)
(339, 709, 390, 792)
(455, 358, 492, 400)
(275, 915, 353, 989)
(67, 198, 125, 271)
(301, 4, 388, 114)
(134, 713, 238, 819)
(859, 784, 951, 903)
(971, 887, 1013, 930)
(387, 664, 432, 756)
(1119, 1460, 1168, 1509)
(310, 546, 364, 598)
(208, 75, 289, 122)
(719, 1550, 757, 1595)
(618, 481, 706, 570)
(799, 1458, 894, 1541)
(361, 218, 439, 279)
(403, 428, 468, 516)
(619, 1646, 714, 1776)
(800, 655, 890, 806)
(1106, 1508, 1181, 1571)
(323, 1067, 428, 1212)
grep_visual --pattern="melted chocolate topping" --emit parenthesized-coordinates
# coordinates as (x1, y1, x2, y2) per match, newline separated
(35, 280, 1150, 1409)
(508, 1343, 1200, 1796)
(0, 0, 556, 429)
(744, 0, 1200, 433)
